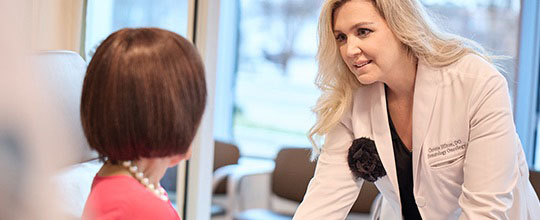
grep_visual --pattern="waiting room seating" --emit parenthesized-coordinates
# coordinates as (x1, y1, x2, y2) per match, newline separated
(212, 140, 241, 216)
(229, 147, 380, 220)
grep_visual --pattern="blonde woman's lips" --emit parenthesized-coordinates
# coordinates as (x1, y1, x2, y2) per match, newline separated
(353, 60, 372, 69)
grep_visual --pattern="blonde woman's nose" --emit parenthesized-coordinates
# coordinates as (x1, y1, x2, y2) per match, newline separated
(346, 38, 362, 58)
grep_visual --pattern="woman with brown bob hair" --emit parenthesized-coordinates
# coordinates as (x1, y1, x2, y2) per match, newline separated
(81, 28, 206, 220)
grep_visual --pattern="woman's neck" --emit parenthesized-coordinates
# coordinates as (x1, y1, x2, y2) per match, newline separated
(98, 158, 169, 187)
(384, 55, 418, 103)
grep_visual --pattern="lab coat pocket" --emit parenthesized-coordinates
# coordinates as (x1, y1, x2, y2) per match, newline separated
(430, 154, 465, 169)
(426, 138, 467, 192)
(428, 153, 465, 198)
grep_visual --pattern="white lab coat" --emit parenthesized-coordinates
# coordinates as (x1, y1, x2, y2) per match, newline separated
(293, 54, 540, 219)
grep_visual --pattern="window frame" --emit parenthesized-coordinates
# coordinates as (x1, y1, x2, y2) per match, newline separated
(179, 0, 219, 220)
(515, 0, 540, 168)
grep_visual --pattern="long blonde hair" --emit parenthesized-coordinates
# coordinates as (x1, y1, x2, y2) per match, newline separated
(309, 0, 493, 155)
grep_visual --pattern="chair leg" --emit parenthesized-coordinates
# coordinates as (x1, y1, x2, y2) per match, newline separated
(226, 170, 243, 220)
(369, 193, 383, 220)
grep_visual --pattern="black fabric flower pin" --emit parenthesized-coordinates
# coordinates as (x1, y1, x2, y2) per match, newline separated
(347, 137, 387, 182)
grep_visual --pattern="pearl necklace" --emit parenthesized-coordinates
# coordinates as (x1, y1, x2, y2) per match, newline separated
(121, 160, 169, 201)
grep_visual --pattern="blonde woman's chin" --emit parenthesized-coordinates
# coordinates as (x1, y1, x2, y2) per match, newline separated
(355, 74, 379, 85)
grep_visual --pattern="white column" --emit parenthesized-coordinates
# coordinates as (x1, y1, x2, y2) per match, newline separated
(214, 0, 239, 142)
(177, 0, 221, 219)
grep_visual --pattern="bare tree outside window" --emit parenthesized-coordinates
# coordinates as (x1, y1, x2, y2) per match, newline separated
(258, 0, 324, 75)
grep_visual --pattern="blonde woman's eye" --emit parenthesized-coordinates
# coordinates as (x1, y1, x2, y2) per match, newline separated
(335, 33, 347, 42)
(357, 28, 372, 37)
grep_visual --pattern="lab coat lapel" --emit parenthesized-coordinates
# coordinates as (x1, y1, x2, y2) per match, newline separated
(369, 82, 401, 201)
(412, 61, 441, 185)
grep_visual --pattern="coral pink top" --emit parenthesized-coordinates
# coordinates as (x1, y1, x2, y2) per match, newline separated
(82, 175, 180, 220)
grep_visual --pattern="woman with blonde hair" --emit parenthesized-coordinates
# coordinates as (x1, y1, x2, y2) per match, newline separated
(293, 0, 540, 219)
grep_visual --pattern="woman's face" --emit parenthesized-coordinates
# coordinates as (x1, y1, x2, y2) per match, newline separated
(333, 0, 408, 85)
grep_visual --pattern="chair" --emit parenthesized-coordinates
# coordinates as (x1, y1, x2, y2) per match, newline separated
(34, 50, 96, 163)
(349, 178, 380, 217)
(530, 170, 540, 199)
(231, 147, 380, 220)
(212, 140, 241, 216)
(35, 50, 100, 218)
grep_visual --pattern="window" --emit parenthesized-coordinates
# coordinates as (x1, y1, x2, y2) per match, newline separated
(421, 0, 521, 99)
(232, 0, 323, 158)
(85, 0, 189, 59)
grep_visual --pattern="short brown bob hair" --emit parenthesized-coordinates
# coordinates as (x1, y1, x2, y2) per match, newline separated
(81, 28, 207, 162)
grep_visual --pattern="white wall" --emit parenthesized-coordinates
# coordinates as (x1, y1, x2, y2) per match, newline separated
(0, 1, 80, 219)
(32, 0, 84, 53)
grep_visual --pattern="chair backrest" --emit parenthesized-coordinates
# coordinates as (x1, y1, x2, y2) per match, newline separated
(34, 50, 96, 163)
(214, 140, 241, 171)
(213, 140, 241, 194)
(271, 147, 380, 213)
(530, 170, 540, 199)
(271, 147, 315, 203)
(36, 50, 100, 218)
(350, 181, 379, 213)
